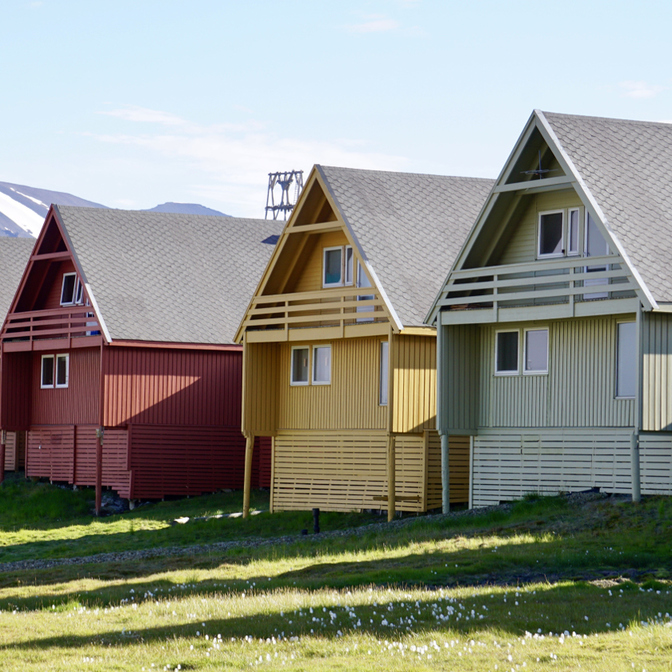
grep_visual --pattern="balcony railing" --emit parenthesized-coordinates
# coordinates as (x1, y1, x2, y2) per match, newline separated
(1, 306, 101, 343)
(436, 254, 638, 313)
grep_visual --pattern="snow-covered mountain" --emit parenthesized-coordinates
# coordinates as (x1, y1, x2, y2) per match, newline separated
(0, 182, 229, 238)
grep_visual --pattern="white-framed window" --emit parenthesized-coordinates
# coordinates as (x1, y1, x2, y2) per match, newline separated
(538, 210, 564, 258)
(56, 354, 69, 388)
(60, 273, 79, 306)
(322, 245, 353, 287)
(379, 340, 389, 406)
(495, 330, 519, 375)
(568, 208, 580, 255)
(356, 261, 374, 323)
(290, 346, 310, 386)
(523, 328, 549, 374)
(41, 355, 55, 388)
(616, 321, 636, 399)
(312, 346, 331, 384)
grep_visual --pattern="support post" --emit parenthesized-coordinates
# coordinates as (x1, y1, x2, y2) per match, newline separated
(632, 302, 643, 503)
(631, 432, 641, 503)
(440, 433, 450, 514)
(0, 430, 5, 486)
(95, 427, 103, 515)
(387, 433, 396, 522)
(243, 433, 255, 519)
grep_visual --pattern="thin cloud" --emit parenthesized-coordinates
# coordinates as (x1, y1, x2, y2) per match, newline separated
(347, 16, 400, 33)
(87, 106, 408, 216)
(619, 80, 665, 99)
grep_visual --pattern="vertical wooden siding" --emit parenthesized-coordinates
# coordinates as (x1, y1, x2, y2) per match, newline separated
(291, 231, 350, 293)
(392, 334, 437, 434)
(243, 341, 279, 436)
(32, 347, 100, 425)
(41, 261, 77, 309)
(1, 351, 32, 430)
(103, 346, 242, 427)
(478, 316, 635, 428)
(642, 312, 672, 431)
(277, 337, 387, 431)
(440, 324, 480, 431)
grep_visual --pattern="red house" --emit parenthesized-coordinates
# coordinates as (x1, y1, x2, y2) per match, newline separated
(0, 206, 279, 506)
(0, 237, 36, 474)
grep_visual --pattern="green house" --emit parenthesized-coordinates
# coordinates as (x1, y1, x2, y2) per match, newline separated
(428, 110, 672, 508)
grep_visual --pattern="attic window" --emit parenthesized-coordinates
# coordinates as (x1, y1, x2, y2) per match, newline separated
(538, 211, 564, 257)
(323, 245, 353, 288)
(60, 273, 78, 306)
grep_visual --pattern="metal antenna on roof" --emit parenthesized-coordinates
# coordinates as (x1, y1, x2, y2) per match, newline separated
(265, 170, 304, 220)
(521, 150, 559, 179)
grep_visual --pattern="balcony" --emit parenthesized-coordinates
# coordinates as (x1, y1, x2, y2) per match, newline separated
(437, 254, 640, 324)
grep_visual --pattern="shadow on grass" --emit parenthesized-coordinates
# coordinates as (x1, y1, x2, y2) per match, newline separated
(3, 581, 671, 652)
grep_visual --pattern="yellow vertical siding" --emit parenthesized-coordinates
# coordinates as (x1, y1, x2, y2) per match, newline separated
(292, 231, 350, 293)
(242, 342, 279, 436)
(642, 312, 672, 431)
(478, 316, 635, 428)
(497, 191, 583, 265)
(277, 336, 388, 430)
(392, 334, 437, 434)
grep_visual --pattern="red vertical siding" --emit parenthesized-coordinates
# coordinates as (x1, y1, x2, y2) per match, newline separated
(41, 261, 77, 310)
(31, 347, 100, 425)
(1, 351, 32, 430)
(103, 347, 242, 427)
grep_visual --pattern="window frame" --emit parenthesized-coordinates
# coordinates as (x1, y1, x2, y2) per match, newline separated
(322, 245, 354, 288)
(379, 340, 389, 406)
(495, 329, 520, 376)
(523, 328, 549, 375)
(344, 245, 354, 286)
(55, 353, 70, 388)
(41, 355, 55, 389)
(567, 207, 581, 256)
(290, 346, 310, 386)
(537, 210, 565, 259)
(60, 273, 79, 306)
(322, 246, 344, 288)
(615, 321, 637, 399)
(311, 345, 332, 385)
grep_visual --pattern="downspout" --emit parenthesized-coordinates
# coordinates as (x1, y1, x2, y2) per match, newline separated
(436, 310, 450, 513)
(631, 302, 643, 503)
(242, 335, 254, 519)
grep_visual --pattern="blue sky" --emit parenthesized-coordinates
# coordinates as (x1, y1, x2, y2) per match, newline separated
(1, 0, 671, 217)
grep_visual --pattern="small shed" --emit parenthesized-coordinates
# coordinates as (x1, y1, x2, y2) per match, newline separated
(0, 206, 279, 502)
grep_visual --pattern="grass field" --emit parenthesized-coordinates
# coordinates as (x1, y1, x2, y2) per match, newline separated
(1, 478, 671, 671)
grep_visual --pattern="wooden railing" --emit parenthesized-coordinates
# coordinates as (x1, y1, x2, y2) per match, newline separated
(436, 254, 637, 312)
(1, 306, 101, 342)
(242, 286, 387, 332)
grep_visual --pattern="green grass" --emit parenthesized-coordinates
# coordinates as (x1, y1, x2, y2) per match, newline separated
(1, 478, 672, 670)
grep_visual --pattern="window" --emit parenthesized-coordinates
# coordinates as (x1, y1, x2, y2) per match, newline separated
(568, 208, 580, 255)
(322, 245, 353, 287)
(41, 354, 69, 388)
(538, 211, 564, 257)
(495, 331, 519, 375)
(290, 347, 309, 385)
(524, 329, 548, 374)
(356, 262, 374, 323)
(60, 273, 78, 306)
(616, 322, 636, 398)
(584, 212, 610, 299)
(379, 341, 389, 405)
(312, 346, 331, 384)
(41, 355, 54, 388)
(56, 354, 69, 388)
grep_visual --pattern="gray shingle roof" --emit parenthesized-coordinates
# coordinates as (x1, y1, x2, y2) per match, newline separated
(318, 166, 494, 327)
(542, 111, 672, 304)
(0, 238, 34, 321)
(55, 206, 280, 344)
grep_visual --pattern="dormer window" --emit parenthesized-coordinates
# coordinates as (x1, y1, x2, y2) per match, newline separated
(322, 245, 353, 288)
(60, 273, 83, 306)
(538, 211, 564, 257)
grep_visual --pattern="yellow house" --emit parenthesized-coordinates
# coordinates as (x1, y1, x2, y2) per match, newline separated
(236, 165, 492, 519)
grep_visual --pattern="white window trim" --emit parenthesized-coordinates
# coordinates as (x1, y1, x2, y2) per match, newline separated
(323, 246, 344, 288)
(523, 328, 549, 375)
(344, 245, 353, 286)
(311, 345, 331, 385)
(495, 329, 520, 376)
(55, 353, 70, 388)
(567, 207, 581, 256)
(379, 340, 389, 406)
(537, 210, 565, 259)
(290, 346, 310, 386)
(615, 321, 636, 399)
(60, 273, 79, 306)
(40, 355, 55, 389)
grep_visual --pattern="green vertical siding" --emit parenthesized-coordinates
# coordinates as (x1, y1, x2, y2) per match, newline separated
(477, 316, 635, 428)
(642, 312, 672, 431)
(440, 324, 480, 431)
(498, 191, 583, 265)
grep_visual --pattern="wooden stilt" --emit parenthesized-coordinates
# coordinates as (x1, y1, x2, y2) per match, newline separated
(243, 433, 255, 519)
(440, 433, 450, 514)
(95, 427, 103, 515)
(0, 433, 5, 486)
(387, 434, 396, 522)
